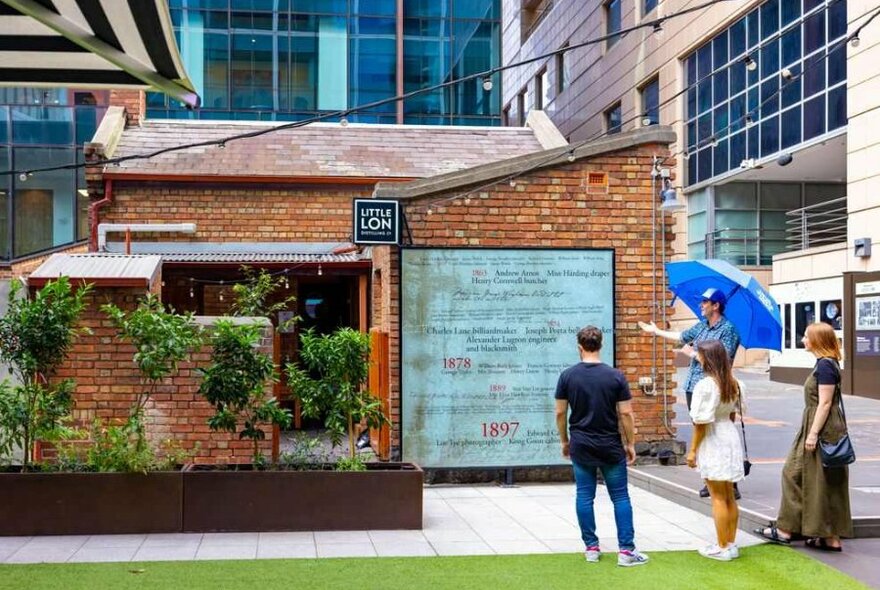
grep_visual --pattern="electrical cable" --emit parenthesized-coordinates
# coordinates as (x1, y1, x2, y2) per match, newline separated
(2, 0, 739, 179)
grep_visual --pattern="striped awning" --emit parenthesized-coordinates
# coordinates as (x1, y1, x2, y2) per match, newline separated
(0, 0, 199, 107)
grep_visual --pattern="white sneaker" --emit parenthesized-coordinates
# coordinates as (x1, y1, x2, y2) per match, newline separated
(727, 544, 740, 559)
(617, 549, 650, 567)
(585, 546, 601, 563)
(699, 544, 733, 561)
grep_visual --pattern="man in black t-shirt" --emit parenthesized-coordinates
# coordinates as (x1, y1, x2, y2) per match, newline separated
(554, 326, 649, 567)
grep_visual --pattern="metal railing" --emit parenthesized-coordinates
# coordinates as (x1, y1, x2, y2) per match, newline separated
(785, 196, 848, 251)
(704, 228, 789, 266)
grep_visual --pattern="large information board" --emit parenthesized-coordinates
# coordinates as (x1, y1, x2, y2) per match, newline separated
(401, 248, 615, 468)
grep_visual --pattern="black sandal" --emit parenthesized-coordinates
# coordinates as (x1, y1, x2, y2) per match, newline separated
(753, 525, 791, 545)
(805, 537, 842, 552)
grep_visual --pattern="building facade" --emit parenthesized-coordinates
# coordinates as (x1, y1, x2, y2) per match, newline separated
(148, 0, 502, 125)
(0, 0, 501, 263)
(502, 0, 880, 395)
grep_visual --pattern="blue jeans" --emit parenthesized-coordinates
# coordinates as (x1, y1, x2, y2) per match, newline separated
(572, 461, 635, 551)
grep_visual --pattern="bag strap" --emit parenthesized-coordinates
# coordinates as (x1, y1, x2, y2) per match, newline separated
(829, 359, 847, 426)
(736, 384, 749, 461)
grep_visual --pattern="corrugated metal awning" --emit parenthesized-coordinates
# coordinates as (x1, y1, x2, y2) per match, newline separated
(28, 253, 162, 289)
(104, 241, 372, 265)
(0, 0, 199, 107)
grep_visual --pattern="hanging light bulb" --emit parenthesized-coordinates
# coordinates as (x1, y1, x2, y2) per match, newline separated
(708, 135, 718, 148)
(652, 22, 663, 38)
(284, 272, 290, 290)
(567, 151, 576, 162)
(482, 76, 493, 92)
(217, 142, 226, 149)
(339, 116, 349, 127)
(464, 196, 472, 205)
(317, 264, 323, 276)
(743, 55, 757, 72)
(781, 68, 793, 81)
(850, 34, 860, 48)
(219, 280, 225, 302)
(189, 278, 195, 299)
(426, 207, 433, 215)
(745, 112, 754, 126)
(509, 179, 516, 188)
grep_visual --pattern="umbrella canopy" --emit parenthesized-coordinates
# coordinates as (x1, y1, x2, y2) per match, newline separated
(0, 0, 199, 107)
(666, 259, 783, 351)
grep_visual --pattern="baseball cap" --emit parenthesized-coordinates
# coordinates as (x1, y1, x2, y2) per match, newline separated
(700, 288, 726, 305)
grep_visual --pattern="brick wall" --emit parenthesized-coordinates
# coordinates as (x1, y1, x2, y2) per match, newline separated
(99, 183, 367, 243)
(377, 143, 679, 449)
(109, 90, 146, 127)
(54, 287, 276, 465)
(94, 147, 677, 456)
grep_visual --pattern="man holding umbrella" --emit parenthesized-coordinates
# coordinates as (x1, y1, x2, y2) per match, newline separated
(639, 287, 741, 498)
(639, 288, 741, 410)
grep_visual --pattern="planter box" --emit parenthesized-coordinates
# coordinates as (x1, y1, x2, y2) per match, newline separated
(183, 463, 423, 532)
(0, 471, 183, 536)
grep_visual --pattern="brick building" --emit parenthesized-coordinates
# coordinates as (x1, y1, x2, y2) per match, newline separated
(25, 94, 679, 464)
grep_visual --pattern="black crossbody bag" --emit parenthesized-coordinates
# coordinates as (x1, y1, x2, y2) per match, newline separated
(819, 361, 856, 468)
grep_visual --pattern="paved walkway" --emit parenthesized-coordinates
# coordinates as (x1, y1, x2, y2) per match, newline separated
(638, 369, 880, 525)
(0, 483, 763, 564)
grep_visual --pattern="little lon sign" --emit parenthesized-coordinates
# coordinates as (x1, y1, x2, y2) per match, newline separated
(353, 199, 400, 245)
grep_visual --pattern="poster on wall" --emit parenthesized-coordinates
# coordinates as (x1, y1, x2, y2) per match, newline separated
(856, 331, 880, 356)
(400, 248, 615, 468)
(856, 296, 880, 331)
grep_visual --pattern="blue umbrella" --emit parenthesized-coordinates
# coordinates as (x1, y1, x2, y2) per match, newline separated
(666, 259, 783, 351)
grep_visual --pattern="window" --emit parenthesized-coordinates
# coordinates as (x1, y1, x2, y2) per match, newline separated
(502, 105, 511, 126)
(521, 0, 554, 42)
(644, 0, 658, 15)
(641, 77, 660, 125)
(605, 102, 622, 134)
(556, 45, 571, 93)
(606, 0, 622, 48)
(684, 0, 848, 185)
(516, 90, 526, 125)
(535, 69, 551, 110)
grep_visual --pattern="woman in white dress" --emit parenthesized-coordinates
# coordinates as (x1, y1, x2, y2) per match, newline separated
(686, 339, 745, 561)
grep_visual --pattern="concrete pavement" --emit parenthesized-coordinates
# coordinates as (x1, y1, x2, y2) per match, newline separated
(0, 483, 762, 564)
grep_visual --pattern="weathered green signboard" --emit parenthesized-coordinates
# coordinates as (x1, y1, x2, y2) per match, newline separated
(401, 248, 615, 468)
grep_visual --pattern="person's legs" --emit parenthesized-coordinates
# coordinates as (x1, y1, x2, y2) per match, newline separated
(572, 461, 600, 548)
(600, 462, 635, 551)
(706, 480, 732, 547)
(727, 485, 739, 547)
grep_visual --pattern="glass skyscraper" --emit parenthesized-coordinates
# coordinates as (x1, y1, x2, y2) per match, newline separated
(147, 0, 502, 125)
(0, 0, 501, 262)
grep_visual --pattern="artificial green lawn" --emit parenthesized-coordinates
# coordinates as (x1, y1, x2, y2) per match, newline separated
(0, 545, 867, 590)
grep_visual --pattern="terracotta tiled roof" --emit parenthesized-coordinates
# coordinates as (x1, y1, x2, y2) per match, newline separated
(109, 121, 546, 179)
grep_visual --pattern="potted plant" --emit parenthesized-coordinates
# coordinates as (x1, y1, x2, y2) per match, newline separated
(183, 275, 421, 532)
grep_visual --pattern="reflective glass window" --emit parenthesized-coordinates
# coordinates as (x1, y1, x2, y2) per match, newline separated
(642, 78, 660, 125)
(12, 147, 76, 257)
(606, 0, 621, 48)
(606, 103, 622, 134)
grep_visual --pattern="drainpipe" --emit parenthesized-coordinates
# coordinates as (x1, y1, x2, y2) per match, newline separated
(96, 223, 197, 252)
(88, 178, 113, 252)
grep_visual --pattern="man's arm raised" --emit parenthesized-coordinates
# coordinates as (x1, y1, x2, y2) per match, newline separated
(638, 321, 683, 342)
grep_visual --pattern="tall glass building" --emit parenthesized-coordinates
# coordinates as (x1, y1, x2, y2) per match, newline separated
(0, 0, 501, 262)
(147, 0, 502, 125)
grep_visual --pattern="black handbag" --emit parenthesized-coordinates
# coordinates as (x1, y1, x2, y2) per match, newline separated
(819, 382, 856, 468)
(736, 394, 751, 477)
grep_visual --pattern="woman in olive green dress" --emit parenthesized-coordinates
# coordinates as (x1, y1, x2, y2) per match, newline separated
(755, 322, 852, 551)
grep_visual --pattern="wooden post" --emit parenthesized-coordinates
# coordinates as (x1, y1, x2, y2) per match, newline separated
(369, 329, 391, 461)
(358, 274, 368, 333)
